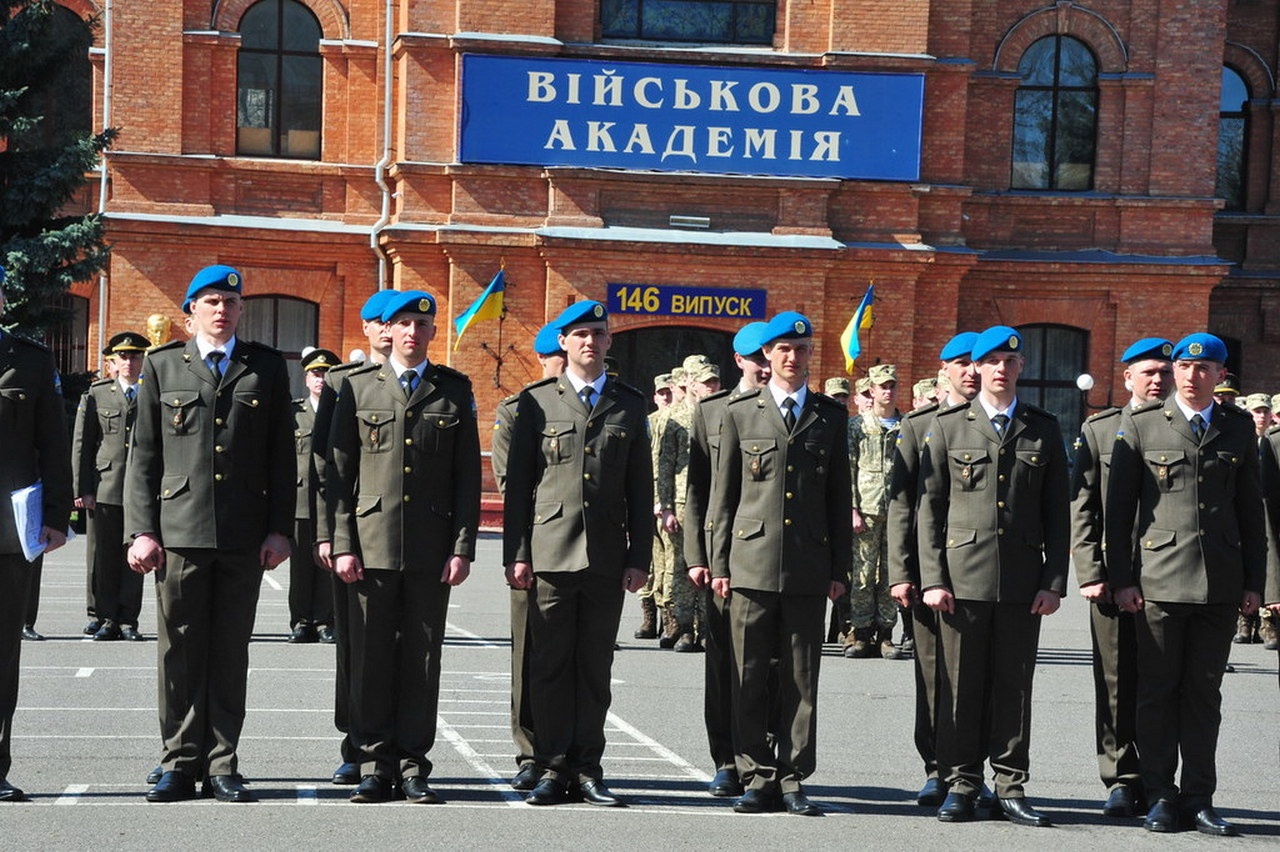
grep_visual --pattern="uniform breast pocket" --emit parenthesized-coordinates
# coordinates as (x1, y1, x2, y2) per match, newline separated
(803, 438, 830, 479)
(1015, 448, 1048, 486)
(601, 423, 634, 467)
(1144, 449, 1187, 493)
(741, 438, 778, 481)
(161, 392, 203, 436)
(949, 448, 990, 491)
(541, 421, 576, 465)
(357, 409, 395, 454)
(423, 411, 461, 454)
(98, 408, 122, 434)
(1213, 449, 1242, 488)
(294, 426, 312, 455)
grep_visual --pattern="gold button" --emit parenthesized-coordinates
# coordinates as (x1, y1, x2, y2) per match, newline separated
(404, 467, 412, 474)
(251, 400, 259, 407)
(997, 501, 1005, 508)
(737, 529, 746, 537)
(620, 431, 627, 438)
(405, 438, 413, 446)
(998, 528, 1004, 535)
(1198, 476, 1204, 482)
(1031, 455, 1038, 462)
(588, 420, 594, 427)
(751, 445, 759, 452)
(999, 474, 1006, 482)
(406, 411, 414, 418)
(404, 495, 411, 503)
(535, 514, 542, 522)
(584, 473, 591, 481)
(295, 430, 303, 437)
(947, 538, 954, 546)
(214, 474, 224, 481)
(438, 419, 446, 426)
(785, 492, 793, 499)
(162, 489, 171, 497)
(371, 414, 379, 423)
(215, 417, 224, 426)
(1198, 529, 1205, 536)
(1160, 455, 1167, 462)
(549, 428, 557, 435)
(583, 500, 590, 508)
(784, 518, 792, 526)
(963, 454, 971, 461)
(999, 448, 1006, 455)
(172, 398, 180, 405)
(788, 438, 795, 445)
(215, 445, 224, 453)
(1144, 539, 1152, 547)
(585, 447, 594, 455)
(787, 465, 794, 472)
(1198, 502, 1205, 509)
(17, 393, 24, 400)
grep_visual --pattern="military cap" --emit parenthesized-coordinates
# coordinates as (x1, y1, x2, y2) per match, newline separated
(935, 370, 952, 392)
(553, 300, 608, 331)
(106, 331, 149, 354)
(867, 363, 897, 386)
(1120, 337, 1174, 364)
(972, 325, 1023, 361)
(733, 321, 769, 357)
(360, 289, 398, 321)
(381, 289, 437, 321)
(182, 264, 242, 313)
(824, 377, 851, 397)
(855, 377, 871, 394)
(760, 311, 813, 346)
(533, 323, 565, 356)
(604, 356, 620, 379)
(1173, 333, 1228, 365)
(301, 348, 340, 373)
(669, 367, 686, 386)
(1214, 372, 1239, 395)
(682, 354, 713, 373)
(1243, 392, 1271, 412)
(654, 372, 675, 391)
(913, 378, 938, 399)
(689, 362, 720, 383)
(1271, 393, 1280, 412)
(939, 331, 979, 362)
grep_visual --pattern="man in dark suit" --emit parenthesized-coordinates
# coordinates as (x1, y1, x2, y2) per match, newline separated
(328, 290, 481, 804)
(72, 331, 149, 642)
(0, 272, 72, 802)
(503, 300, 653, 807)
(126, 264, 295, 804)
(1106, 332, 1264, 837)
(1070, 337, 1173, 818)
(886, 330, 978, 808)
(491, 323, 565, 792)
(709, 311, 853, 816)
(683, 321, 770, 799)
(918, 325, 1069, 828)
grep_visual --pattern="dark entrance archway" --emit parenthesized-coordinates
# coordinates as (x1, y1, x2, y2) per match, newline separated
(611, 326, 738, 407)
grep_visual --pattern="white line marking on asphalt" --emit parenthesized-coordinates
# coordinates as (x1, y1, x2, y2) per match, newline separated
(606, 711, 710, 783)
(438, 716, 526, 809)
(445, 623, 501, 649)
(75, 668, 93, 678)
(262, 573, 283, 591)
(296, 784, 318, 805)
(54, 784, 89, 804)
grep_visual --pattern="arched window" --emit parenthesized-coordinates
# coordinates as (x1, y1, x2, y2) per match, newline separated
(16, 4, 92, 150)
(1016, 324, 1089, 442)
(1216, 67, 1249, 211)
(236, 0, 322, 159)
(1011, 36, 1098, 191)
(601, 0, 775, 45)
(241, 295, 319, 394)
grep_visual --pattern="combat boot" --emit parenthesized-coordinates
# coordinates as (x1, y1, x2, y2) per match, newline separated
(1233, 613, 1253, 644)
(880, 627, 905, 660)
(1260, 611, 1279, 651)
(843, 627, 877, 659)
(634, 597, 658, 639)
(673, 625, 700, 653)
(659, 607, 679, 649)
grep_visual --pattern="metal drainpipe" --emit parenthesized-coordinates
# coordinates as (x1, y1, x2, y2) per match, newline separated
(370, 0, 395, 290)
(95, 0, 113, 369)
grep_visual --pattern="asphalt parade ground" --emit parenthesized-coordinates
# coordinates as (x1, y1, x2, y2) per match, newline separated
(6, 533, 1278, 849)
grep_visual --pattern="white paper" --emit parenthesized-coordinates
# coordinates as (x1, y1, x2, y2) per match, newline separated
(11, 480, 45, 562)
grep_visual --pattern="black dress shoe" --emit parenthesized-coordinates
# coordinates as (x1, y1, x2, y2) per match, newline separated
(708, 768, 744, 798)
(998, 797, 1052, 827)
(1143, 799, 1180, 832)
(510, 763, 541, 791)
(120, 626, 144, 641)
(94, 620, 121, 641)
(350, 775, 393, 803)
(146, 765, 163, 785)
(317, 626, 336, 644)
(401, 776, 442, 804)
(1102, 785, 1139, 818)
(937, 791, 976, 822)
(332, 761, 360, 785)
(733, 787, 779, 814)
(83, 619, 102, 636)
(0, 778, 27, 802)
(1188, 806, 1238, 837)
(206, 774, 255, 803)
(579, 778, 622, 807)
(916, 777, 947, 807)
(525, 778, 568, 806)
(21, 626, 44, 641)
(288, 624, 317, 644)
(782, 790, 823, 816)
(146, 770, 197, 802)
(977, 783, 996, 809)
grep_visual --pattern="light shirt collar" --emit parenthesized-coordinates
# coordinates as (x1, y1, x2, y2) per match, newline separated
(308, 395, 320, 412)
(1173, 395, 1214, 424)
(118, 378, 138, 394)
(978, 395, 1017, 423)
(389, 354, 428, 381)
(196, 335, 236, 362)
(767, 381, 807, 413)
(565, 369, 606, 398)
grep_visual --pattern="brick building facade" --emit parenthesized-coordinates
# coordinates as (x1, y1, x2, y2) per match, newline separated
(48, 0, 1280, 442)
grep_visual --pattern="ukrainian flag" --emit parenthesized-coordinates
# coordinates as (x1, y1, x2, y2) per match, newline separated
(839, 283, 874, 374)
(453, 269, 506, 350)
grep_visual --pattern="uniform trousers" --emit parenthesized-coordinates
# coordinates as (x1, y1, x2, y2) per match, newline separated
(348, 568, 451, 780)
(156, 547, 264, 778)
(22, 556, 40, 627)
(90, 504, 143, 627)
(83, 511, 98, 619)
(702, 587, 735, 772)
(1135, 600, 1236, 808)
(509, 586, 535, 767)
(730, 589, 824, 794)
(288, 518, 332, 628)
(529, 570, 625, 785)
(1089, 602, 1141, 792)
(936, 600, 1041, 798)
(908, 601, 941, 780)
(331, 575, 358, 764)
(0, 554, 33, 779)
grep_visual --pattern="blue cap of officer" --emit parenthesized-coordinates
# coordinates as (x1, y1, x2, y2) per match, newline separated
(359, 289, 398, 322)
(533, 323, 564, 356)
(182, 265, 242, 314)
(759, 311, 813, 346)
(971, 325, 1023, 361)
(553, 300, 608, 331)
(380, 290, 437, 322)
(1120, 337, 1174, 364)
(939, 331, 979, 361)
(733, 321, 769, 357)
(1171, 333, 1228, 363)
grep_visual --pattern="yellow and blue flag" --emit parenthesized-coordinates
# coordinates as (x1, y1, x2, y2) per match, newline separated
(839, 283, 874, 374)
(453, 269, 505, 350)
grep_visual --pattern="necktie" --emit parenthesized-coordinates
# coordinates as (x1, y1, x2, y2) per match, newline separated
(992, 412, 1010, 437)
(124, 385, 136, 402)
(402, 370, 419, 398)
(782, 397, 797, 432)
(208, 351, 225, 383)
(1191, 413, 1206, 442)
(579, 386, 596, 413)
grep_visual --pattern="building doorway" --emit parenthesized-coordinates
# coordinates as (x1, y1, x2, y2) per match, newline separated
(611, 326, 737, 408)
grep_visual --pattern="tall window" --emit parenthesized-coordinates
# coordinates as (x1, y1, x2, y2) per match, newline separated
(601, 0, 775, 44)
(43, 294, 89, 377)
(1017, 324, 1088, 444)
(14, 4, 92, 150)
(1011, 36, 1098, 191)
(242, 295, 319, 395)
(1216, 67, 1249, 211)
(237, 0, 322, 159)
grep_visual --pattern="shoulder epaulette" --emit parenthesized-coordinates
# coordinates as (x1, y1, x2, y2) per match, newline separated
(1266, 423, 1280, 437)
(1220, 402, 1249, 417)
(329, 360, 364, 375)
(700, 388, 732, 405)
(524, 376, 558, 391)
(905, 401, 940, 421)
(611, 379, 645, 399)
(90, 376, 114, 388)
(1084, 406, 1122, 423)
(292, 397, 307, 407)
(345, 362, 382, 379)
(1021, 401, 1058, 419)
(240, 339, 283, 355)
(149, 339, 184, 353)
(499, 391, 521, 406)
(935, 400, 972, 418)
(811, 390, 846, 411)
(431, 363, 471, 384)
(726, 387, 764, 406)
(1131, 399, 1164, 415)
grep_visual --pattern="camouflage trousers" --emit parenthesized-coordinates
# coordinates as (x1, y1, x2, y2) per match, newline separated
(654, 503, 703, 629)
(849, 512, 897, 630)
(639, 516, 663, 600)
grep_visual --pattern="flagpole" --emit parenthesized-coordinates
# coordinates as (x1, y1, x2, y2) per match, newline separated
(477, 268, 513, 388)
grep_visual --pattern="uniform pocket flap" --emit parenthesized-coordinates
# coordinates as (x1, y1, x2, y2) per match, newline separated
(1015, 449, 1047, 466)
(0, 387, 29, 401)
(356, 494, 382, 517)
(742, 439, 777, 456)
(542, 421, 576, 438)
(1216, 450, 1242, 466)
(159, 475, 188, 500)
(234, 391, 263, 409)
(161, 391, 201, 410)
(1143, 449, 1186, 466)
(949, 449, 989, 464)
(732, 516, 765, 540)
(428, 413, 460, 430)
(1140, 528, 1176, 551)
(533, 501, 563, 524)
(356, 409, 395, 427)
(945, 526, 977, 548)
(96, 459, 113, 472)
(99, 408, 121, 419)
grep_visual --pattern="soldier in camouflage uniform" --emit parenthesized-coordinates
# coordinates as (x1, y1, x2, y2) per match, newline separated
(636, 372, 676, 640)
(845, 363, 904, 659)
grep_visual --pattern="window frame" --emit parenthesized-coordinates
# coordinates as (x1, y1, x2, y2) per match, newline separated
(1216, 65, 1250, 212)
(1010, 35, 1099, 192)
(236, 0, 324, 160)
(600, 0, 777, 46)
(1013, 323, 1089, 446)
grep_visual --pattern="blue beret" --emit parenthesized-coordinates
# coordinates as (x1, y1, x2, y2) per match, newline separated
(533, 323, 564, 356)
(971, 325, 1023, 360)
(381, 290, 437, 321)
(939, 331, 979, 361)
(760, 311, 812, 346)
(1120, 337, 1174, 364)
(733, 321, 769, 357)
(553, 300, 608, 331)
(359, 289, 398, 321)
(1172, 332, 1227, 363)
(182, 264, 242, 313)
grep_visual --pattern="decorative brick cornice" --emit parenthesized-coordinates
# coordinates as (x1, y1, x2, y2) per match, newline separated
(994, 2, 1127, 74)
(211, 0, 350, 40)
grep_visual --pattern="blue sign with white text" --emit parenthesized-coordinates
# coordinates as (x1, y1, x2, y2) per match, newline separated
(460, 55, 923, 181)
(607, 284, 767, 319)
